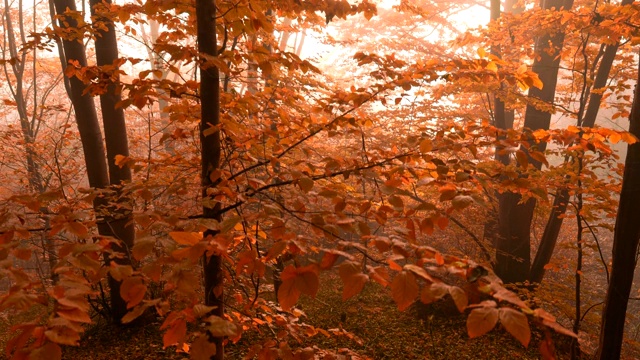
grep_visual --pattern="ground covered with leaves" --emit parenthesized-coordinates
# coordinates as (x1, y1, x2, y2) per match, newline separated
(0, 273, 579, 360)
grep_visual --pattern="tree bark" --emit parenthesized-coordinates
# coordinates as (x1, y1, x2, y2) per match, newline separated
(596, 51, 640, 360)
(196, 0, 224, 358)
(495, 0, 574, 283)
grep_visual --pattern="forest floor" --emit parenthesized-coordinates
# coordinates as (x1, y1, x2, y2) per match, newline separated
(0, 273, 579, 360)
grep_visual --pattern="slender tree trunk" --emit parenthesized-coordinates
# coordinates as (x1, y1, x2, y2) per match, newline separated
(596, 51, 640, 360)
(196, 0, 224, 358)
(529, 188, 569, 283)
(495, 0, 574, 283)
(89, 0, 135, 324)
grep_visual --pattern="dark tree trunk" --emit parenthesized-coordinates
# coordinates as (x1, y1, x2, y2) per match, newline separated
(529, 188, 569, 283)
(89, 0, 135, 325)
(196, 0, 224, 358)
(596, 52, 640, 360)
(51, 0, 132, 323)
(51, 0, 110, 191)
(528, 0, 630, 283)
(494, 0, 574, 283)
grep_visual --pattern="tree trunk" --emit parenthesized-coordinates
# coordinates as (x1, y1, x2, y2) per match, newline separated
(528, 0, 630, 283)
(596, 51, 640, 360)
(196, 0, 224, 358)
(89, 0, 136, 324)
(51, 0, 133, 323)
(51, 0, 110, 191)
(494, 0, 574, 283)
(529, 188, 569, 283)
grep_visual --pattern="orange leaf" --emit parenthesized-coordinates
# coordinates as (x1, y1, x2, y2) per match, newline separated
(29, 342, 62, 360)
(449, 286, 468, 312)
(57, 308, 91, 323)
(467, 307, 499, 338)
(120, 277, 146, 309)
(190, 334, 217, 360)
(540, 332, 557, 360)
(420, 218, 434, 235)
(163, 317, 187, 348)
(277, 277, 300, 311)
(298, 177, 314, 192)
(493, 289, 529, 310)
(541, 319, 577, 338)
(320, 252, 339, 269)
(121, 304, 147, 324)
(265, 241, 287, 261)
(114, 154, 129, 168)
(339, 262, 369, 300)
(169, 232, 201, 246)
(132, 237, 155, 260)
(420, 283, 449, 304)
(67, 222, 88, 238)
(515, 150, 528, 169)
(391, 271, 418, 311)
(278, 265, 319, 310)
(207, 315, 239, 337)
(403, 264, 434, 282)
(294, 265, 319, 297)
(436, 217, 449, 231)
(45, 326, 80, 346)
(499, 307, 531, 347)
